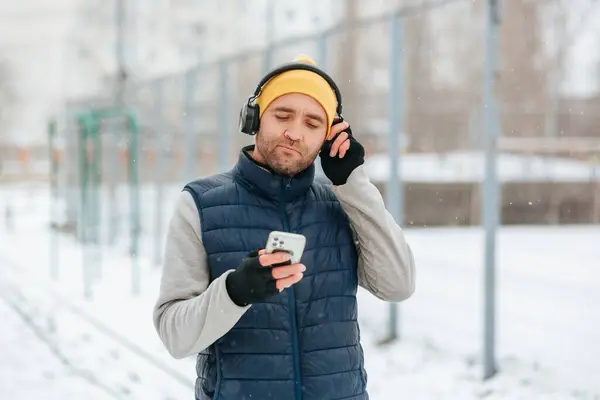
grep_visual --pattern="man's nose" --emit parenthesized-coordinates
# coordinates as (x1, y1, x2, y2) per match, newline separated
(283, 127, 302, 142)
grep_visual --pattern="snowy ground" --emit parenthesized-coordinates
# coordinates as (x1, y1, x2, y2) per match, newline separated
(1, 182, 599, 399)
(0, 293, 113, 399)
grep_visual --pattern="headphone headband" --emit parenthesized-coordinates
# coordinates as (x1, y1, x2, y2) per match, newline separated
(239, 61, 343, 135)
(251, 61, 343, 117)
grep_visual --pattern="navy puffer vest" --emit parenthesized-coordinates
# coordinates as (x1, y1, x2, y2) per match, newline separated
(184, 146, 369, 400)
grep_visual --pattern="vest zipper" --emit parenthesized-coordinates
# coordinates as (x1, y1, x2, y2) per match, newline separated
(279, 178, 303, 400)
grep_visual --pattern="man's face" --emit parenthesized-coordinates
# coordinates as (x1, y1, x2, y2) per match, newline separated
(253, 93, 328, 176)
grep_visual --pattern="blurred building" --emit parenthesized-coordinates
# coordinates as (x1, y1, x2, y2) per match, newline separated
(0, 0, 79, 148)
(0, 0, 344, 147)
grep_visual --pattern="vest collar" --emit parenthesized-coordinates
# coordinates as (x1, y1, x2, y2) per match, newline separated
(234, 145, 315, 202)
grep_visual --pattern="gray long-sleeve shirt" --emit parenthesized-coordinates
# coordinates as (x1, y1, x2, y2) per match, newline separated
(153, 165, 416, 359)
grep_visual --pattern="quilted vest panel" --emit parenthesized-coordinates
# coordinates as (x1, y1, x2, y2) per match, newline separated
(184, 147, 369, 400)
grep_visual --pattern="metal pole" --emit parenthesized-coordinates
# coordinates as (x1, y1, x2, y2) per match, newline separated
(264, 0, 275, 73)
(107, 129, 119, 246)
(482, 0, 501, 380)
(78, 116, 93, 300)
(218, 60, 231, 172)
(91, 117, 102, 282)
(154, 80, 165, 268)
(115, 0, 126, 106)
(183, 70, 197, 182)
(384, 12, 404, 343)
(109, 0, 127, 245)
(317, 32, 328, 68)
(128, 113, 141, 296)
(48, 120, 59, 280)
(77, 119, 86, 244)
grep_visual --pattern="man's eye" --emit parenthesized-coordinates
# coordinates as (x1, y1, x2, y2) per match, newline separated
(275, 114, 289, 120)
(306, 120, 321, 129)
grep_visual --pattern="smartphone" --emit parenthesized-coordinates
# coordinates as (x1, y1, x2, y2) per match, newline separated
(265, 231, 306, 264)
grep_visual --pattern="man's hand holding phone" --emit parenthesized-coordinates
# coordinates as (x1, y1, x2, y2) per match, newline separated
(225, 249, 305, 307)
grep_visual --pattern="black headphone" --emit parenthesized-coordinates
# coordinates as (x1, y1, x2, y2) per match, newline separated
(238, 61, 344, 136)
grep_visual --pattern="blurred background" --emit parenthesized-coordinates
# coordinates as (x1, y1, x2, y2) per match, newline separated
(1, 0, 600, 399)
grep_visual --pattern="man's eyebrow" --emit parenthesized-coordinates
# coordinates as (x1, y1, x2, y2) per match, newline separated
(272, 106, 295, 113)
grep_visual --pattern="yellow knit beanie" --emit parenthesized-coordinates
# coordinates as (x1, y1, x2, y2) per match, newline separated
(255, 55, 338, 135)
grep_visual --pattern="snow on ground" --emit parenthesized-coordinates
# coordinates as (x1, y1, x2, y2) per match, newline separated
(364, 151, 600, 183)
(0, 261, 193, 400)
(1, 182, 600, 399)
(3, 150, 600, 186)
(358, 225, 600, 398)
(0, 293, 113, 400)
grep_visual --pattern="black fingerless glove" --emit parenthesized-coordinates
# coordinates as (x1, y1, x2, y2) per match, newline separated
(225, 250, 282, 307)
(319, 124, 365, 186)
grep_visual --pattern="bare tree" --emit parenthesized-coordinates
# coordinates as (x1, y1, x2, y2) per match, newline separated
(403, 12, 431, 151)
(404, 2, 480, 152)
(541, 0, 600, 138)
(337, 0, 359, 127)
(494, 0, 547, 138)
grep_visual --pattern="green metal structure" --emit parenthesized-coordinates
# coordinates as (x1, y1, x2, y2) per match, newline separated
(74, 108, 141, 298)
(48, 119, 59, 281)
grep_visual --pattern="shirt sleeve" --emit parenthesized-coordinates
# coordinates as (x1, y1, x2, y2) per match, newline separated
(152, 191, 250, 359)
(331, 165, 416, 302)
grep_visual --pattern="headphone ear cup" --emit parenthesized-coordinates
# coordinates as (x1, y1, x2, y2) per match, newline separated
(239, 103, 260, 135)
(239, 104, 249, 133)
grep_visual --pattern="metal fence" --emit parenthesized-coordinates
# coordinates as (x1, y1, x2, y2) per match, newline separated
(46, 0, 499, 372)
(49, 0, 600, 233)
(55, 0, 485, 183)
(45, 0, 600, 381)
(52, 0, 486, 255)
(46, 0, 481, 340)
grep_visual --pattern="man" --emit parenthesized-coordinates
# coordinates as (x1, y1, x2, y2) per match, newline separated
(153, 54, 415, 400)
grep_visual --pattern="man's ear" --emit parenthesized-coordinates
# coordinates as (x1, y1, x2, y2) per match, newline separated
(253, 128, 261, 141)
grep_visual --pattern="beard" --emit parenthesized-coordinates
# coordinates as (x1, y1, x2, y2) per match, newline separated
(255, 133, 321, 177)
